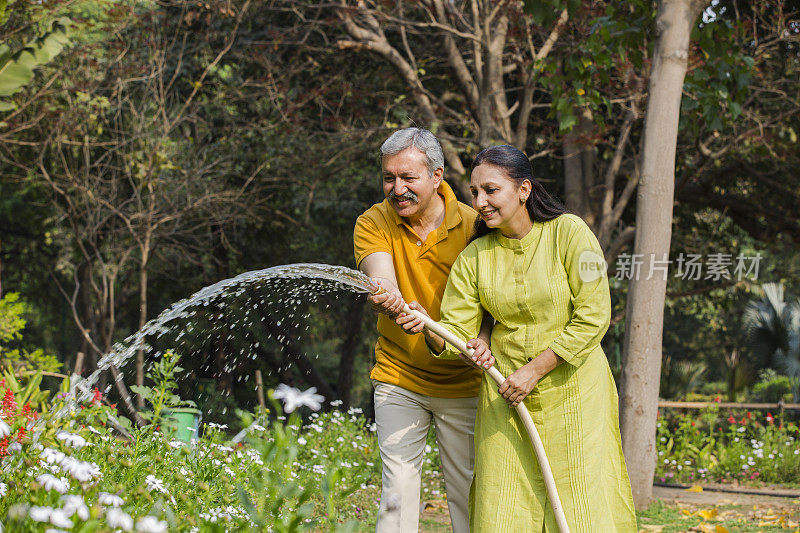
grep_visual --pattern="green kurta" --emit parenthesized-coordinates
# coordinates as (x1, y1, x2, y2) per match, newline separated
(437, 214, 636, 532)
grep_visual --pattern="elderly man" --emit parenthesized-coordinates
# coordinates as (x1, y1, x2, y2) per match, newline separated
(353, 128, 484, 533)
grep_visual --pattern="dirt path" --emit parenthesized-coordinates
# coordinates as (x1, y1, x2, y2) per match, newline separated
(418, 487, 800, 532)
(653, 485, 800, 509)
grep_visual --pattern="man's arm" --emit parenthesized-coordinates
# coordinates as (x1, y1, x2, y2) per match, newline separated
(359, 252, 405, 317)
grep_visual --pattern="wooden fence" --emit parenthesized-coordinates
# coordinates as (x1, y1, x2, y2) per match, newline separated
(658, 400, 800, 420)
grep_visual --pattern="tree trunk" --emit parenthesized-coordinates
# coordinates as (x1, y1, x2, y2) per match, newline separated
(136, 242, 150, 408)
(563, 109, 598, 229)
(619, 0, 704, 510)
(77, 261, 99, 376)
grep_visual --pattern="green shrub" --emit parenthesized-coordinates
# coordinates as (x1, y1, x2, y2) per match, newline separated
(749, 369, 793, 403)
(698, 381, 727, 397)
(0, 293, 61, 375)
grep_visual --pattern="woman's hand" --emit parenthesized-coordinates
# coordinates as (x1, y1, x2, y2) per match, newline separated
(395, 301, 427, 334)
(498, 349, 562, 408)
(498, 363, 541, 408)
(463, 338, 494, 370)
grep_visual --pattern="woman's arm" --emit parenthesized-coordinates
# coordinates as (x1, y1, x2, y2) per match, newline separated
(547, 217, 612, 368)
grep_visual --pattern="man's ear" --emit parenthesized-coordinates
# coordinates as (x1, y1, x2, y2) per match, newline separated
(432, 167, 444, 188)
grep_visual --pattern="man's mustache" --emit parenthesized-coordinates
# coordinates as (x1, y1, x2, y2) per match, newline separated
(388, 190, 419, 203)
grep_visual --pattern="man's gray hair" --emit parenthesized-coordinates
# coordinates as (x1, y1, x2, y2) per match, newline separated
(380, 128, 445, 177)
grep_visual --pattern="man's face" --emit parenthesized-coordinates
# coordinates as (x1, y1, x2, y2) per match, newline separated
(381, 147, 442, 220)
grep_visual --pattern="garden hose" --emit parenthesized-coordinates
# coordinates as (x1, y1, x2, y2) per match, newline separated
(367, 283, 570, 533)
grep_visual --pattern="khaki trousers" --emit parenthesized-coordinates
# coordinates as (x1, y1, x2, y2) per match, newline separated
(373, 380, 477, 533)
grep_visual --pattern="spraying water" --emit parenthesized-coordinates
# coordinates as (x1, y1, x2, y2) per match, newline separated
(56, 264, 378, 422)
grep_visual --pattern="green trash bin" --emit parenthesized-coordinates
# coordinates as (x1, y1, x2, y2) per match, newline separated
(164, 407, 201, 442)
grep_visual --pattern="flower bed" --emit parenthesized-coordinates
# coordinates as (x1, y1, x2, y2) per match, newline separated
(0, 381, 411, 532)
(655, 403, 800, 487)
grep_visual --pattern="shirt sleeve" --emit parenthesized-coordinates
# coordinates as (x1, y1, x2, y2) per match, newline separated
(353, 213, 392, 269)
(548, 217, 612, 368)
(433, 244, 484, 360)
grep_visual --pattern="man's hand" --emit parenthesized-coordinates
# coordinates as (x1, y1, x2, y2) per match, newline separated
(368, 277, 405, 318)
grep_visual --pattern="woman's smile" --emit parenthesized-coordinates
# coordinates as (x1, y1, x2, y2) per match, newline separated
(480, 208, 498, 220)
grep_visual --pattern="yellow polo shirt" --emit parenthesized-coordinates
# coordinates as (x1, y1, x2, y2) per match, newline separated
(353, 181, 481, 398)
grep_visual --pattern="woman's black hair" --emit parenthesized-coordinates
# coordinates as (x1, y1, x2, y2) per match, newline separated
(469, 145, 567, 242)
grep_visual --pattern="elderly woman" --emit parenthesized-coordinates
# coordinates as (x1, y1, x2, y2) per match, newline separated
(395, 145, 636, 532)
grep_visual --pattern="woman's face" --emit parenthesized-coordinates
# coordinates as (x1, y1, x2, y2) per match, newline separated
(470, 164, 531, 232)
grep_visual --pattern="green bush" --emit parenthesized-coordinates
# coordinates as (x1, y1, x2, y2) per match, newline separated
(0, 293, 61, 375)
(749, 369, 793, 403)
(698, 381, 727, 397)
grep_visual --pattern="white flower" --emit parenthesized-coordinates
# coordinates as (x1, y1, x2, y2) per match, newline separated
(168, 440, 183, 449)
(49, 508, 75, 528)
(251, 424, 266, 431)
(297, 437, 307, 445)
(136, 515, 168, 533)
(207, 422, 228, 430)
(99, 492, 125, 506)
(45, 529, 71, 533)
(273, 384, 324, 413)
(41, 448, 66, 465)
(36, 474, 69, 493)
(106, 507, 134, 530)
(61, 459, 101, 482)
(145, 475, 168, 494)
(30, 505, 54, 522)
(62, 494, 90, 520)
(56, 431, 87, 449)
(0, 419, 10, 438)
(0, 482, 6, 497)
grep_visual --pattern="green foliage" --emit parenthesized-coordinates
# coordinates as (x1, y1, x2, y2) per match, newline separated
(0, 292, 60, 384)
(0, 18, 70, 110)
(130, 350, 195, 428)
(682, 14, 754, 133)
(1, 369, 51, 412)
(749, 369, 794, 404)
(0, 292, 25, 342)
(744, 284, 800, 402)
(698, 381, 727, 398)
(656, 406, 800, 486)
(660, 354, 707, 400)
(0, 384, 396, 530)
(238, 411, 358, 532)
(523, 0, 580, 26)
